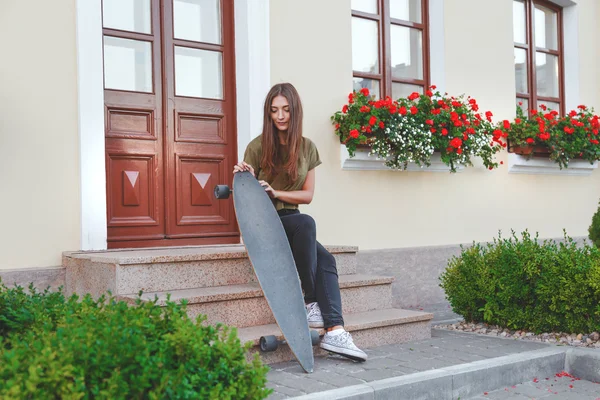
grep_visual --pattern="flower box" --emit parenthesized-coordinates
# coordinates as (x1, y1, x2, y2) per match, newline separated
(498, 104, 600, 169)
(332, 87, 504, 173)
(340, 145, 464, 172)
(507, 153, 598, 176)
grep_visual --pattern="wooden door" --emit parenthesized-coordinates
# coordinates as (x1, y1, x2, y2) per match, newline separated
(102, 0, 238, 248)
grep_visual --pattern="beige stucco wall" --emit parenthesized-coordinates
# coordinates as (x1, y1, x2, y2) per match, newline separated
(270, 0, 600, 250)
(0, 0, 80, 269)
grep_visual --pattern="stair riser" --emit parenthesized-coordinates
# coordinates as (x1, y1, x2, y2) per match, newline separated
(117, 253, 357, 294)
(185, 284, 393, 328)
(246, 320, 432, 365)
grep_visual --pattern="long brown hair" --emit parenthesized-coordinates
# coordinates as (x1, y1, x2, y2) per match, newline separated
(260, 83, 303, 182)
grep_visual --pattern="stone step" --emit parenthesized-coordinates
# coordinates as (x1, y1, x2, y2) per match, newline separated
(119, 274, 394, 328)
(64, 244, 358, 297)
(237, 308, 434, 365)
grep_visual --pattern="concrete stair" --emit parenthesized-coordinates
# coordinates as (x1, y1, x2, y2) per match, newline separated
(119, 274, 395, 328)
(63, 244, 433, 364)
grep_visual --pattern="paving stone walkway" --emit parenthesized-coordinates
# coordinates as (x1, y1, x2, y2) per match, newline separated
(408, 301, 463, 325)
(266, 329, 553, 399)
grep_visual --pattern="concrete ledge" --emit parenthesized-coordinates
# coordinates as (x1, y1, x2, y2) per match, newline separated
(565, 348, 600, 383)
(0, 266, 65, 291)
(449, 347, 566, 399)
(293, 347, 567, 400)
(292, 384, 375, 400)
(64, 244, 359, 265)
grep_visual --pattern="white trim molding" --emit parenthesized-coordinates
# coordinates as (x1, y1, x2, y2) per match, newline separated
(340, 145, 464, 172)
(76, 0, 107, 250)
(234, 0, 270, 163)
(507, 153, 597, 176)
(560, 1, 579, 111)
(428, 0, 445, 93)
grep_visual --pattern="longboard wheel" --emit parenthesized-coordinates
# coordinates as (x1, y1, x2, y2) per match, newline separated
(259, 335, 278, 352)
(310, 330, 320, 346)
(214, 184, 231, 199)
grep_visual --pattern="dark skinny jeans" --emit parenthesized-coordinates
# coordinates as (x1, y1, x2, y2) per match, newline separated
(278, 209, 344, 329)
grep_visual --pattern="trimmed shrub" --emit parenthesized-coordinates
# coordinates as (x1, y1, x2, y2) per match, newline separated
(0, 283, 271, 399)
(589, 200, 600, 247)
(440, 231, 600, 334)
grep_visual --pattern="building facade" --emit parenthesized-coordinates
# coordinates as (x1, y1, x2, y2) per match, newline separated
(1, 1, 599, 306)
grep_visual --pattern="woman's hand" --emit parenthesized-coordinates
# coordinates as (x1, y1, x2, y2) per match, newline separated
(233, 161, 255, 176)
(259, 180, 279, 199)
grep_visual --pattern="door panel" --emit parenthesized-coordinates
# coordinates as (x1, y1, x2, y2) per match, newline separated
(175, 154, 230, 227)
(163, 0, 238, 239)
(102, 0, 238, 247)
(106, 152, 160, 226)
(103, 0, 165, 244)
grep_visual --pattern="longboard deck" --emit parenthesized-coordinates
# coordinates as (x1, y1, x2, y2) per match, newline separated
(232, 171, 314, 373)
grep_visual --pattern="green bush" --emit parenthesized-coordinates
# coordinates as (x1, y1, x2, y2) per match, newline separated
(589, 200, 600, 247)
(440, 231, 600, 334)
(0, 283, 271, 399)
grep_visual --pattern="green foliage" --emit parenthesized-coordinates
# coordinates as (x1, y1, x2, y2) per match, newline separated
(331, 87, 503, 173)
(440, 231, 600, 334)
(588, 200, 600, 248)
(0, 283, 271, 399)
(497, 104, 600, 169)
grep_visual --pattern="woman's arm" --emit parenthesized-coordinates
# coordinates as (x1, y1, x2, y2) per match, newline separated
(259, 169, 316, 205)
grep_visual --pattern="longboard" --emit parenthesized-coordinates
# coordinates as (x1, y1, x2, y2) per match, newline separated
(214, 171, 316, 373)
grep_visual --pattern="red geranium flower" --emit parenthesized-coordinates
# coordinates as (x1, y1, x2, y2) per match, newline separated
(450, 137, 463, 148)
(408, 92, 420, 101)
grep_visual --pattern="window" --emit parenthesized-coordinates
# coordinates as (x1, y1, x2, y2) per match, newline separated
(351, 0, 429, 100)
(513, 0, 564, 114)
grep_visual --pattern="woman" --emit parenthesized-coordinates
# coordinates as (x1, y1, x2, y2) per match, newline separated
(233, 83, 367, 362)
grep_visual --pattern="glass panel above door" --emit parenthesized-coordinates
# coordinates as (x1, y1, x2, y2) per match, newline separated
(173, 0, 222, 44)
(174, 46, 223, 99)
(102, 0, 151, 34)
(103, 36, 153, 93)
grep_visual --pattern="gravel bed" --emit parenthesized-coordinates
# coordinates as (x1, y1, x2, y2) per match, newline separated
(436, 321, 600, 349)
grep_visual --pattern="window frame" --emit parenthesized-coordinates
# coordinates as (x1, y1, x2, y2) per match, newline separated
(352, 0, 430, 99)
(514, 0, 565, 115)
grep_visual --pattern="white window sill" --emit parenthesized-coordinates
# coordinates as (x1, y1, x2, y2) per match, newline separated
(340, 145, 464, 172)
(507, 153, 598, 176)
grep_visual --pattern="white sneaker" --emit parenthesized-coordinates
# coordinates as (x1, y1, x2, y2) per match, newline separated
(305, 302, 324, 328)
(320, 329, 368, 362)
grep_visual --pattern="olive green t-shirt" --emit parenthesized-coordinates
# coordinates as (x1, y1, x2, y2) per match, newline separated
(243, 135, 322, 211)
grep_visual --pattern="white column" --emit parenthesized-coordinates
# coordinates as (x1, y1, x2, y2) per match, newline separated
(562, 3, 579, 111)
(76, 0, 107, 250)
(234, 0, 271, 162)
(428, 0, 446, 94)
